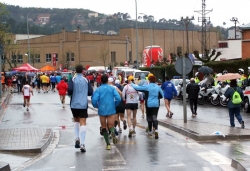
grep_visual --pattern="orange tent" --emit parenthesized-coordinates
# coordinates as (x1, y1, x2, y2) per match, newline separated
(40, 65, 56, 71)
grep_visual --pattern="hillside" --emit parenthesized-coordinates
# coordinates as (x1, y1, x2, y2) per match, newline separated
(3, 4, 227, 38)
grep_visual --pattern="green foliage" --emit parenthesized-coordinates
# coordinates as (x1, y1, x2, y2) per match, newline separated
(205, 58, 250, 74)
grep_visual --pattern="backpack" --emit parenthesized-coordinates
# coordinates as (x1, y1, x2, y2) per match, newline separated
(231, 88, 242, 104)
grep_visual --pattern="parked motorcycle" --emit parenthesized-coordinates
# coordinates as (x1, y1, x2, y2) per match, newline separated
(197, 84, 216, 105)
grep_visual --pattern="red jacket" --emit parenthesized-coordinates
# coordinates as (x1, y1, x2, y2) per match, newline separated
(56, 80, 68, 95)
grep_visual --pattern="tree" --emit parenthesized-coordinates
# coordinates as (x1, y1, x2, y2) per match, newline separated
(99, 43, 109, 69)
(193, 49, 222, 63)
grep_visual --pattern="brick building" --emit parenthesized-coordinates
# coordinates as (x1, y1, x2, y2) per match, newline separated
(5, 28, 218, 70)
(241, 23, 250, 59)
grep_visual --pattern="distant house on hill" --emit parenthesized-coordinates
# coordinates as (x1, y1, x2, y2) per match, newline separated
(88, 12, 98, 18)
(35, 14, 50, 25)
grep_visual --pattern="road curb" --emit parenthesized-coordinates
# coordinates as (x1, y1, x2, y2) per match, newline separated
(231, 158, 248, 171)
(158, 120, 250, 141)
(0, 162, 10, 171)
(0, 128, 53, 153)
(0, 93, 12, 122)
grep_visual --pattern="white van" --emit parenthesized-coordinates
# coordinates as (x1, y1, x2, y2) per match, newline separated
(112, 66, 131, 78)
(87, 66, 107, 72)
(134, 71, 150, 81)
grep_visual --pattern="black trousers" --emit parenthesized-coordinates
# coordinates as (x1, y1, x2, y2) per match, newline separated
(189, 99, 198, 114)
(17, 84, 22, 92)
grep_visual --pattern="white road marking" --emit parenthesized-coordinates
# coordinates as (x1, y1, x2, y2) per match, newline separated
(168, 163, 186, 167)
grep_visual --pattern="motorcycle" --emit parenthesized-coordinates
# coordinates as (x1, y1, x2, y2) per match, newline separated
(219, 84, 230, 107)
(176, 80, 189, 102)
(197, 84, 216, 105)
(210, 83, 221, 106)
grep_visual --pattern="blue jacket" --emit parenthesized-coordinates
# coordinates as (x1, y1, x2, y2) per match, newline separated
(56, 75, 62, 83)
(131, 83, 163, 108)
(70, 74, 88, 109)
(50, 75, 57, 83)
(224, 86, 244, 108)
(92, 84, 121, 116)
(161, 81, 177, 99)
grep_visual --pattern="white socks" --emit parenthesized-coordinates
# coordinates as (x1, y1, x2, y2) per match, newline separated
(74, 122, 80, 139)
(80, 126, 87, 145)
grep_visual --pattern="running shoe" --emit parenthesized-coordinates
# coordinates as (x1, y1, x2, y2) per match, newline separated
(26, 108, 29, 111)
(132, 130, 136, 137)
(241, 121, 245, 129)
(106, 144, 111, 150)
(63, 105, 65, 108)
(148, 132, 153, 138)
(155, 132, 159, 139)
(128, 130, 133, 137)
(75, 138, 80, 148)
(111, 132, 118, 144)
(166, 113, 169, 118)
(100, 127, 103, 136)
(169, 112, 173, 118)
(80, 144, 86, 152)
(114, 129, 119, 136)
(119, 128, 122, 133)
(192, 114, 196, 118)
(123, 120, 127, 130)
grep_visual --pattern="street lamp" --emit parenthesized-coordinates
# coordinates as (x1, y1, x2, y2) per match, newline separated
(27, 8, 35, 64)
(148, 16, 154, 63)
(135, 0, 139, 69)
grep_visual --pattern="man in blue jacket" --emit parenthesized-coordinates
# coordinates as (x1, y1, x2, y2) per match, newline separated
(70, 64, 93, 152)
(92, 74, 121, 150)
(161, 76, 177, 118)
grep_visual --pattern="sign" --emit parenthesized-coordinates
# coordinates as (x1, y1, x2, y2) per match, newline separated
(52, 53, 57, 66)
(175, 57, 193, 75)
(143, 46, 163, 67)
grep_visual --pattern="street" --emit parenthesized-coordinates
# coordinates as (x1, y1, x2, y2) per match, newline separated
(0, 90, 250, 171)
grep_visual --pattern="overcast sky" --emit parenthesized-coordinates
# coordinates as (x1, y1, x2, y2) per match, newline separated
(1, 0, 249, 27)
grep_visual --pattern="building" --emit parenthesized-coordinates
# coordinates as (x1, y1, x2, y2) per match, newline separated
(4, 28, 219, 70)
(88, 12, 98, 18)
(241, 23, 250, 59)
(35, 14, 50, 25)
(215, 40, 242, 61)
(228, 27, 242, 39)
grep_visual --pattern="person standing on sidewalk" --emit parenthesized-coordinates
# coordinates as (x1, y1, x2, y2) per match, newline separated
(22, 81, 34, 111)
(186, 78, 200, 117)
(56, 77, 68, 108)
(122, 76, 139, 137)
(224, 79, 245, 129)
(92, 74, 121, 150)
(70, 64, 93, 152)
(131, 75, 164, 139)
(161, 76, 177, 118)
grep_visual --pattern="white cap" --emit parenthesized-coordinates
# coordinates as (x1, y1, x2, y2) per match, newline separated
(115, 80, 120, 84)
(108, 77, 114, 82)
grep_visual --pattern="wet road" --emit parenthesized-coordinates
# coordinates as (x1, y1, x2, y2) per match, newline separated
(1, 91, 250, 170)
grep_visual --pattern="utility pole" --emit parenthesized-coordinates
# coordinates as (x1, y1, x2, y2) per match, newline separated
(180, 16, 194, 123)
(0, 44, 3, 99)
(181, 16, 195, 55)
(125, 34, 129, 61)
(195, 0, 212, 58)
(230, 17, 239, 40)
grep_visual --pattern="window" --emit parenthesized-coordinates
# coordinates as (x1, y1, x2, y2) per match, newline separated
(219, 42, 228, 48)
(17, 55, 23, 63)
(1, 55, 5, 63)
(46, 53, 51, 62)
(66, 52, 74, 61)
(111, 51, 116, 63)
(12, 55, 17, 63)
(33, 54, 40, 63)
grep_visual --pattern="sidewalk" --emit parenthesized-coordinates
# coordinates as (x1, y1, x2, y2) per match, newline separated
(0, 92, 53, 171)
(158, 118, 250, 171)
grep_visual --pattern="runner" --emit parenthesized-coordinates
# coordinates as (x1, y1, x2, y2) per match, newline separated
(114, 79, 127, 133)
(92, 74, 121, 150)
(40, 73, 48, 93)
(122, 76, 139, 137)
(22, 81, 34, 111)
(50, 73, 57, 92)
(57, 76, 68, 108)
(137, 73, 149, 118)
(36, 74, 41, 93)
(69, 64, 93, 152)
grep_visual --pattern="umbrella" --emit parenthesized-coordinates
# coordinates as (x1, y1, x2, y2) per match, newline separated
(215, 73, 242, 81)
(198, 66, 213, 74)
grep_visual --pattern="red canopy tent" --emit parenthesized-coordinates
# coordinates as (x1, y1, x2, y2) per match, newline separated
(12, 63, 39, 72)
